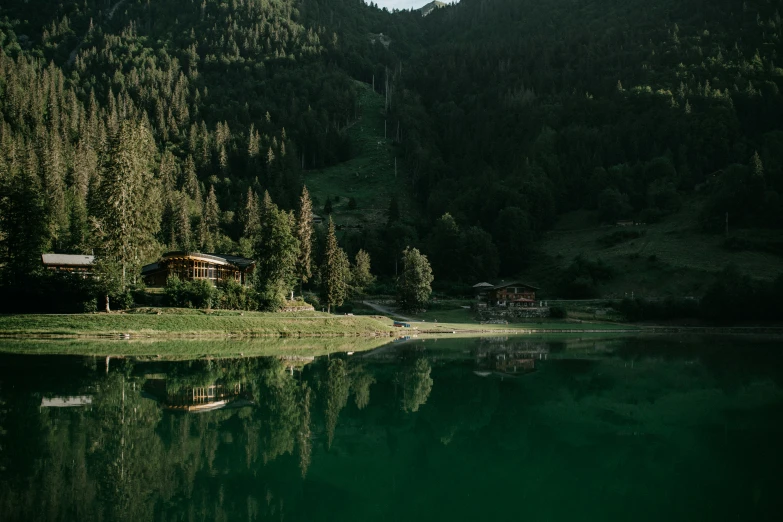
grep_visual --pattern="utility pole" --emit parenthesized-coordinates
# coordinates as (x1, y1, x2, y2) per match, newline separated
(384, 120, 387, 139)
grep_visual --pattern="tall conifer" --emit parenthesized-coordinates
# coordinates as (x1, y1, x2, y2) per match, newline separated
(92, 120, 161, 309)
(295, 186, 314, 292)
(320, 217, 349, 313)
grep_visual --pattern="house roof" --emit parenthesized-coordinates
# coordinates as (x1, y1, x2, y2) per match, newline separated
(143, 252, 256, 273)
(41, 254, 95, 267)
(492, 281, 540, 290)
(141, 262, 161, 275)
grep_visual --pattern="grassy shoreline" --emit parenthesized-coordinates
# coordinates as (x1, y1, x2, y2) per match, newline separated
(0, 310, 396, 338)
(2, 310, 779, 344)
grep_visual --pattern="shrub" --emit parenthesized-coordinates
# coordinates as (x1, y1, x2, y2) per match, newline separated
(188, 279, 216, 309)
(164, 275, 186, 307)
(164, 276, 217, 309)
(110, 290, 135, 310)
(549, 306, 567, 319)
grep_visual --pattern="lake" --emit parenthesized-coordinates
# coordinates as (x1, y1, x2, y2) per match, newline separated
(1, 335, 782, 521)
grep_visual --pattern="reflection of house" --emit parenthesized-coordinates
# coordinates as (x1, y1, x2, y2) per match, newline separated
(41, 254, 95, 275)
(475, 352, 536, 378)
(141, 251, 255, 287)
(143, 379, 252, 412)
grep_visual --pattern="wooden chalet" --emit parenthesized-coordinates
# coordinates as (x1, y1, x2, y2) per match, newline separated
(41, 254, 95, 275)
(490, 281, 539, 307)
(474, 281, 539, 308)
(141, 251, 256, 287)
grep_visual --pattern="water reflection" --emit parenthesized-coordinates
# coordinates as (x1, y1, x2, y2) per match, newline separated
(1, 336, 783, 521)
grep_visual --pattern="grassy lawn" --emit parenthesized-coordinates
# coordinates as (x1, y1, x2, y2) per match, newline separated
(0, 309, 395, 338)
(303, 81, 415, 228)
(529, 200, 783, 298)
(0, 336, 392, 358)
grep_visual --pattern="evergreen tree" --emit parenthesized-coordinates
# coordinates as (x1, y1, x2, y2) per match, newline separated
(92, 120, 161, 310)
(323, 196, 333, 215)
(0, 167, 49, 286)
(396, 247, 434, 312)
(295, 186, 314, 292)
(351, 249, 375, 296)
(320, 217, 349, 313)
(242, 187, 261, 240)
(751, 151, 764, 178)
(201, 185, 220, 251)
(175, 191, 192, 250)
(254, 196, 299, 311)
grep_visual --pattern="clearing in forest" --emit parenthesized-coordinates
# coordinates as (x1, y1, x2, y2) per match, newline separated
(303, 81, 410, 229)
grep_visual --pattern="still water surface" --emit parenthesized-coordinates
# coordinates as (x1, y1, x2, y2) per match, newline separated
(1, 335, 782, 521)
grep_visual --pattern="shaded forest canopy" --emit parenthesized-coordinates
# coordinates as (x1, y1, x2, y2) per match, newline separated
(1, 0, 782, 295)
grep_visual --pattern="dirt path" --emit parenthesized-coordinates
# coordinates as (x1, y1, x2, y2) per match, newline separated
(362, 301, 415, 322)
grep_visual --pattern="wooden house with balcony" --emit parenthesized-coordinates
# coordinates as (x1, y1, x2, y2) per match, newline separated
(489, 281, 539, 307)
(141, 251, 256, 287)
(474, 281, 540, 308)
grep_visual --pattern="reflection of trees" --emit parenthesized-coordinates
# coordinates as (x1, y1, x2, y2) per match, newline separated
(89, 368, 166, 522)
(297, 385, 312, 477)
(0, 383, 6, 473)
(396, 358, 434, 413)
(351, 366, 376, 410)
(257, 359, 300, 464)
(324, 358, 350, 449)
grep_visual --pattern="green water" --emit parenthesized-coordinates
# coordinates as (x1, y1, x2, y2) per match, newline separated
(1, 335, 782, 521)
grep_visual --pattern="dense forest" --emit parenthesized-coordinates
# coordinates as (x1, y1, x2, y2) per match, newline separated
(1, 0, 782, 310)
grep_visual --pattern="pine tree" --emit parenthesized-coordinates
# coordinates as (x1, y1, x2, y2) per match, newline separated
(92, 120, 161, 310)
(260, 190, 275, 223)
(351, 249, 375, 296)
(396, 247, 434, 312)
(201, 185, 220, 251)
(0, 166, 49, 287)
(320, 217, 349, 312)
(254, 196, 300, 311)
(175, 191, 192, 250)
(183, 155, 202, 213)
(242, 187, 261, 239)
(295, 186, 314, 291)
(751, 151, 764, 177)
(323, 196, 333, 214)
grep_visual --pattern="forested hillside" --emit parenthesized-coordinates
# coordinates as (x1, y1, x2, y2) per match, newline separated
(1, 0, 782, 308)
(391, 0, 783, 280)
